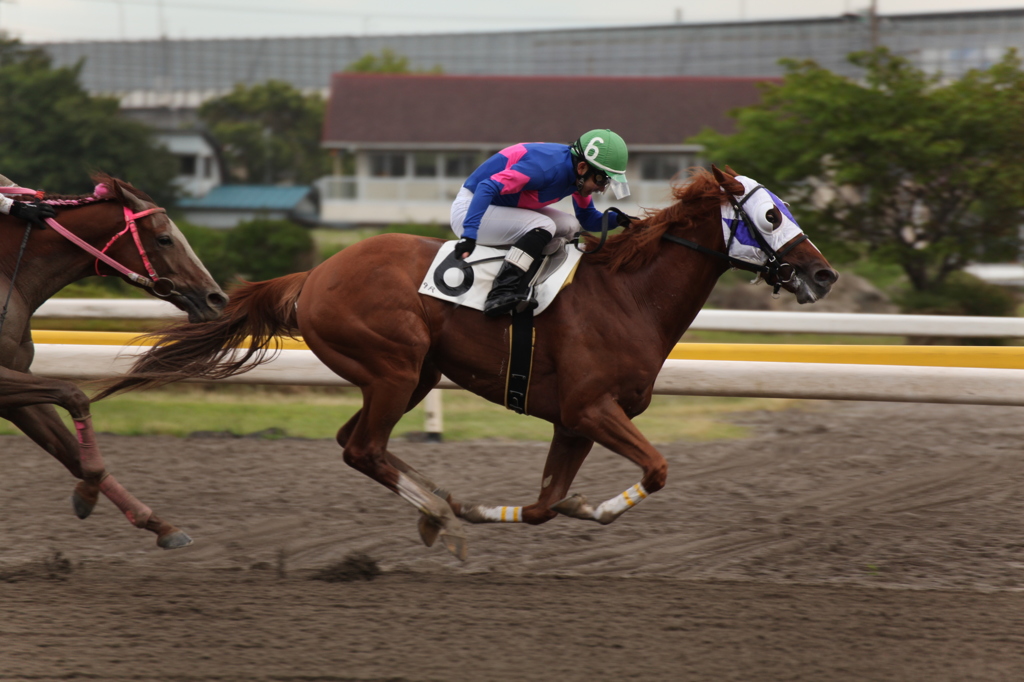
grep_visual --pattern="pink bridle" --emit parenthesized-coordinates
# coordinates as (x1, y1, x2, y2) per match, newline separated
(0, 185, 176, 297)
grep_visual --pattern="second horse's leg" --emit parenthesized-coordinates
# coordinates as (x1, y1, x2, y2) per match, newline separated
(1, 389, 192, 548)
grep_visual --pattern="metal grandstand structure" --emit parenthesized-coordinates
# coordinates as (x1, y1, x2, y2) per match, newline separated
(38, 9, 1024, 108)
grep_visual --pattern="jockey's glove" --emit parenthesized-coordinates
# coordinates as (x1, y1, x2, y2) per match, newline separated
(608, 207, 639, 228)
(9, 200, 56, 227)
(453, 237, 476, 260)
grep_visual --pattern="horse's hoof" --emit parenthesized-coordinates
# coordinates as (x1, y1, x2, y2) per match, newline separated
(439, 530, 468, 562)
(417, 512, 441, 548)
(157, 529, 193, 550)
(551, 493, 596, 521)
(71, 482, 98, 520)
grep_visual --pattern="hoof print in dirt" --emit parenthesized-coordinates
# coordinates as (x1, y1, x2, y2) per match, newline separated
(309, 553, 381, 583)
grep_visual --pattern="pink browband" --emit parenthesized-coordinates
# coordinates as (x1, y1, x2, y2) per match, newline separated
(2, 184, 173, 295)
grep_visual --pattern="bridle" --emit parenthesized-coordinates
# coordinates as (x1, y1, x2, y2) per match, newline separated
(1, 186, 177, 297)
(661, 183, 808, 295)
(91, 205, 176, 297)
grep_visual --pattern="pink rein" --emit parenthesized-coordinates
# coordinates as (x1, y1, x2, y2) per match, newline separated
(1, 185, 172, 295)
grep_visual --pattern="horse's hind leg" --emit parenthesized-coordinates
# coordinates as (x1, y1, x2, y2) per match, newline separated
(342, 372, 468, 560)
(1, 401, 192, 549)
(459, 425, 594, 525)
(335, 368, 463, 549)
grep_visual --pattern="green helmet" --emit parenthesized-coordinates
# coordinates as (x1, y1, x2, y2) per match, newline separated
(571, 129, 630, 199)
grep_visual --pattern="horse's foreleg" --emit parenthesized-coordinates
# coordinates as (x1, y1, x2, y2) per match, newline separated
(72, 415, 192, 549)
(0, 380, 192, 548)
(551, 396, 666, 525)
(459, 425, 594, 526)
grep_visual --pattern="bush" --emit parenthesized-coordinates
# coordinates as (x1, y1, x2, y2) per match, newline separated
(224, 218, 315, 282)
(175, 219, 233, 286)
(896, 270, 1019, 317)
(175, 218, 314, 287)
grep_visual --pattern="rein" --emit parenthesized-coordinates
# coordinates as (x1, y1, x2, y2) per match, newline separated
(1, 186, 176, 297)
(574, 208, 615, 254)
(662, 184, 807, 294)
(0, 222, 34, 339)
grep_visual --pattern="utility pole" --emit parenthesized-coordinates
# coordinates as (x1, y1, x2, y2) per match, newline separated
(870, 0, 879, 49)
(0, 0, 11, 38)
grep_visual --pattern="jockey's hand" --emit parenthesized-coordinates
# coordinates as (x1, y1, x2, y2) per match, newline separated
(8, 200, 55, 227)
(453, 237, 476, 260)
(609, 207, 639, 229)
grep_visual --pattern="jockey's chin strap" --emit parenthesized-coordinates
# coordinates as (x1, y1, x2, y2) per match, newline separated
(662, 185, 807, 295)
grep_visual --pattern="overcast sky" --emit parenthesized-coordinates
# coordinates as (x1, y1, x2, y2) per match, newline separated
(2, 0, 1023, 43)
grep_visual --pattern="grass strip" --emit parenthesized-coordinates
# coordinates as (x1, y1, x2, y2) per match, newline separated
(0, 385, 800, 443)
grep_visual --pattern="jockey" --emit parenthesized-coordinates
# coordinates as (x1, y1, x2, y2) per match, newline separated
(0, 187, 55, 227)
(450, 129, 637, 317)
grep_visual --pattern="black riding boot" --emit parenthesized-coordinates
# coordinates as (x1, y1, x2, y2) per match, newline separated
(484, 228, 553, 317)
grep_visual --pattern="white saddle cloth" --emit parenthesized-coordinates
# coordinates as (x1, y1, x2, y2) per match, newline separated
(419, 241, 584, 315)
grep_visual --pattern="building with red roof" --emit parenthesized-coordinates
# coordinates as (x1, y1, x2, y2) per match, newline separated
(319, 73, 775, 225)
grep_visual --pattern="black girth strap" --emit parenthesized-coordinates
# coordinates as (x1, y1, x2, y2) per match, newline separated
(505, 308, 536, 414)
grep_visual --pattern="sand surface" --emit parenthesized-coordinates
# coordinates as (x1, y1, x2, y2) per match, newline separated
(2, 400, 1023, 681)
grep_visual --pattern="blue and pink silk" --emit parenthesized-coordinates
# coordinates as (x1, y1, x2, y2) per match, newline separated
(460, 143, 607, 240)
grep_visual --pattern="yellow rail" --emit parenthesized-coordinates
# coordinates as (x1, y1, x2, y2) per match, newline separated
(31, 330, 311, 351)
(666, 343, 1024, 370)
(29, 331, 1024, 370)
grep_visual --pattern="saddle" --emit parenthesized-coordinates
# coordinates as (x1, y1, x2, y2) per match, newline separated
(419, 241, 583, 315)
(420, 241, 584, 414)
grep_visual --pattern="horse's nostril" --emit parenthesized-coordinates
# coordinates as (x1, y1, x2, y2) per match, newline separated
(207, 292, 228, 310)
(815, 268, 839, 285)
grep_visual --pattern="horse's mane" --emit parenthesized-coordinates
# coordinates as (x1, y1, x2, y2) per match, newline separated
(40, 173, 153, 208)
(583, 167, 725, 273)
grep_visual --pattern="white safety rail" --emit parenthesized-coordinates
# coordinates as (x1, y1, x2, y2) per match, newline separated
(32, 344, 1024, 407)
(35, 299, 1024, 337)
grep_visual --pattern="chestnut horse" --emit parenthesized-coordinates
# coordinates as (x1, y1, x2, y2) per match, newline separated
(99, 167, 837, 560)
(0, 174, 226, 548)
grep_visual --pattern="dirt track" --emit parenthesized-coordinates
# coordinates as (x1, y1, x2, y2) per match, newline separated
(2, 400, 1024, 681)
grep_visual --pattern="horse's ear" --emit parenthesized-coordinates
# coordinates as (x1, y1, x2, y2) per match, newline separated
(712, 164, 744, 196)
(119, 187, 148, 211)
(723, 165, 739, 177)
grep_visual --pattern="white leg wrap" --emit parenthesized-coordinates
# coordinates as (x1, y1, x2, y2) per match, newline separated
(396, 472, 437, 515)
(505, 247, 534, 272)
(460, 504, 523, 523)
(592, 483, 649, 524)
(480, 506, 523, 522)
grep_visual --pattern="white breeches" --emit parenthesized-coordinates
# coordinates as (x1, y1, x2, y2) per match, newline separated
(450, 187, 580, 255)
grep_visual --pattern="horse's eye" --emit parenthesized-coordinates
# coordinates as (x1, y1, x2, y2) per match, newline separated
(765, 208, 782, 230)
(156, 235, 173, 247)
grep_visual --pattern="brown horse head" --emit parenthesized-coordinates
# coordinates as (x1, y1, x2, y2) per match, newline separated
(711, 165, 837, 304)
(78, 174, 227, 322)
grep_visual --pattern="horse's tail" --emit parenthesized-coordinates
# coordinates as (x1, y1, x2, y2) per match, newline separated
(94, 271, 311, 400)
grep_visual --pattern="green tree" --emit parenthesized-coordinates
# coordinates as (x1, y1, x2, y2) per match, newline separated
(345, 48, 442, 74)
(693, 48, 1024, 297)
(198, 81, 328, 185)
(0, 38, 176, 202)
